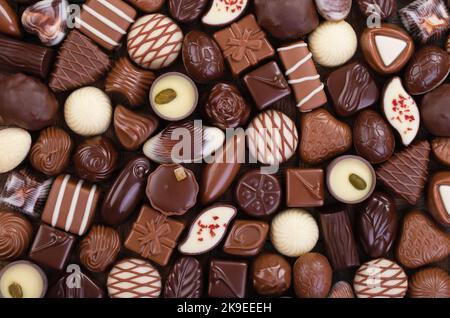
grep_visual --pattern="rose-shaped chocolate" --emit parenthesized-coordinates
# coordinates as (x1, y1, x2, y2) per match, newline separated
(204, 83, 250, 130)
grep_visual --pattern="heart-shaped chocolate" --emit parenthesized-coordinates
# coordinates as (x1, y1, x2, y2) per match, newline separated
(0, 0, 22, 38)
(22, 0, 68, 46)
(397, 210, 450, 269)
(300, 108, 352, 165)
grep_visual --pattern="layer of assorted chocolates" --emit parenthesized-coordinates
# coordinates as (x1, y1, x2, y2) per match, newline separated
(0, 0, 449, 299)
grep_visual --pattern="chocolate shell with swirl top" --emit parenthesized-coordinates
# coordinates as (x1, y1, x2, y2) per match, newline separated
(0, 211, 33, 261)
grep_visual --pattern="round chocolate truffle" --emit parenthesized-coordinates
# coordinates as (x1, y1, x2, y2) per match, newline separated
(409, 267, 450, 298)
(293, 253, 332, 298)
(0, 261, 47, 298)
(421, 84, 450, 137)
(0, 211, 33, 261)
(253, 253, 291, 296)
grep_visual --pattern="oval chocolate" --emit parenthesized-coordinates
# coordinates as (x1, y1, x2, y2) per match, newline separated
(421, 84, 450, 137)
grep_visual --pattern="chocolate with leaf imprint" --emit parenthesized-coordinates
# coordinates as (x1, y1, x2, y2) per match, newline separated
(169, 0, 208, 23)
(164, 257, 203, 298)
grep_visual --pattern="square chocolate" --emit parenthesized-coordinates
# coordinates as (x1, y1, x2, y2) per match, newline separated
(29, 224, 76, 271)
(208, 259, 248, 298)
(286, 168, 324, 207)
(124, 205, 185, 266)
(243, 61, 291, 110)
(213, 14, 275, 76)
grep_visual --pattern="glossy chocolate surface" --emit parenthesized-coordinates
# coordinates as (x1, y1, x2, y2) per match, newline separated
(252, 253, 291, 296)
(421, 84, 450, 137)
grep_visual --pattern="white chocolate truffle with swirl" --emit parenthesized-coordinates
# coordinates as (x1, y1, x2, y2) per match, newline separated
(0, 128, 32, 174)
(64, 87, 112, 136)
(270, 209, 319, 257)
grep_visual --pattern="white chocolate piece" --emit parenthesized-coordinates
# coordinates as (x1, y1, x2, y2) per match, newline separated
(309, 21, 357, 67)
(271, 209, 318, 257)
(328, 157, 374, 203)
(439, 185, 450, 216)
(179, 205, 237, 255)
(202, 0, 249, 26)
(150, 73, 198, 121)
(382, 77, 420, 146)
(64, 86, 112, 136)
(0, 262, 46, 298)
(375, 35, 407, 67)
(0, 128, 32, 174)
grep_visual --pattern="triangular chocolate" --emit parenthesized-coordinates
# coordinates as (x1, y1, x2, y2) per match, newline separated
(377, 140, 430, 205)
(49, 31, 110, 92)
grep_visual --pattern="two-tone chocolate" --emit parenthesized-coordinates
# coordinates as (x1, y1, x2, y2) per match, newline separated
(427, 171, 450, 227)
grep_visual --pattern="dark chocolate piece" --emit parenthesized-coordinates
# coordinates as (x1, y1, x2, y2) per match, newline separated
(252, 253, 291, 296)
(432, 138, 450, 167)
(169, 0, 208, 23)
(208, 259, 247, 298)
(223, 220, 268, 256)
(428, 171, 450, 227)
(164, 257, 202, 298)
(127, 0, 164, 13)
(0, 0, 21, 38)
(47, 271, 105, 298)
(293, 253, 332, 298)
(421, 84, 450, 137)
(357, 0, 397, 19)
(286, 168, 324, 208)
(0, 211, 33, 261)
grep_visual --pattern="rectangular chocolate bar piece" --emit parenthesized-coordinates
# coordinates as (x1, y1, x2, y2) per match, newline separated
(208, 259, 248, 298)
(124, 205, 185, 266)
(41, 174, 100, 236)
(286, 168, 324, 207)
(278, 41, 327, 112)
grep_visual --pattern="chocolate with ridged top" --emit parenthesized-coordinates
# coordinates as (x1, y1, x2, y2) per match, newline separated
(169, 0, 207, 23)
(164, 257, 202, 298)
(409, 268, 450, 298)
(0, 211, 33, 261)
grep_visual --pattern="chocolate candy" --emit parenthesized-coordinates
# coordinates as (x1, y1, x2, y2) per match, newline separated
(169, 0, 207, 23)
(182, 30, 224, 84)
(319, 207, 360, 271)
(22, 0, 68, 46)
(179, 205, 236, 255)
(235, 170, 281, 218)
(0, 168, 52, 218)
(127, 14, 182, 70)
(73, 136, 118, 183)
(432, 138, 450, 167)
(326, 62, 379, 117)
(315, 0, 351, 21)
(0, 128, 32, 174)
(164, 257, 202, 298)
(80, 225, 120, 273)
(360, 23, 414, 75)
(399, 0, 449, 44)
(202, 0, 248, 27)
(254, 0, 319, 39)
(76, 0, 136, 51)
(128, 0, 164, 13)
(377, 141, 430, 205)
(252, 253, 291, 297)
(41, 174, 100, 236)
(328, 281, 355, 298)
(213, 14, 274, 76)
(0, 36, 54, 78)
(404, 46, 450, 95)
(277, 41, 326, 112)
(353, 110, 395, 164)
(428, 172, 450, 227)
(293, 253, 332, 298)
(50, 31, 110, 92)
(30, 127, 73, 176)
(146, 164, 198, 216)
(0, 0, 21, 38)
(353, 258, 407, 298)
(382, 77, 420, 146)
(409, 268, 450, 298)
(29, 224, 76, 271)
(0, 73, 58, 130)
(300, 108, 352, 165)
(246, 110, 298, 165)
(200, 131, 244, 205)
(357, 0, 397, 19)
(208, 259, 247, 298)
(47, 271, 105, 298)
(204, 83, 250, 130)
(421, 84, 450, 137)
(0, 261, 47, 298)
(0, 211, 32, 261)
(286, 168, 324, 208)
(358, 192, 398, 258)
(107, 258, 161, 298)
(223, 220, 269, 256)
(125, 205, 185, 266)
(397, 210, 450, 269)
(113, 105, 159, 151)
(105, 57, 156, 107)
(101, 156, 151, 226)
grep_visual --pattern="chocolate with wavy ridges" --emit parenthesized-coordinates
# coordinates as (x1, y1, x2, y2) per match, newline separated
(0, 211, 33, 260)
(164, 257, 202, 298)
(357, 0, 397, 19)
(30, 127, 73, 176)
(105, 58, 155, 107)
(328, 281, 355, 298)
(409, 268, 450, 298)
(169, 0, 208, 22)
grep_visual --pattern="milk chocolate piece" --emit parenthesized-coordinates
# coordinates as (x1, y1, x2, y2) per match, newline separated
(315, 0, 351, 21)
(278, 41, 326, 112)
(101, 156, 151, 226)
(169, 0, 207, 23)
(47, 271, 105, 298)
(360, 23, 414, 75)
(0, 261, 47, 298)
(164, 257, 202, 298)
(252, 253, 291, 296)
(358, 192, 398, 258)
(0, 0, 21, 38)
(243, 61, 291, 110)
(432, 138, 450, 167)
(327, 62, 379, 117)
(223, 220, 269, 256)
(328, 281, 355, 298)
(128, 0, 164, 13)
(208, 259, 247, 298)
(357, 0, 397, 19)
(213, 15, 274, 76)
(421, 84, 450, 137)
(319, 207, 360, 271)
(29, 224, 76, 271)
(293, 253, 332, 298)
(286, 169, 324, 207)
(409, 268, 450, 298)
(125, 205, 185, 266)
(0, 211, 33, 261)
(428, 171, 450, 227)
